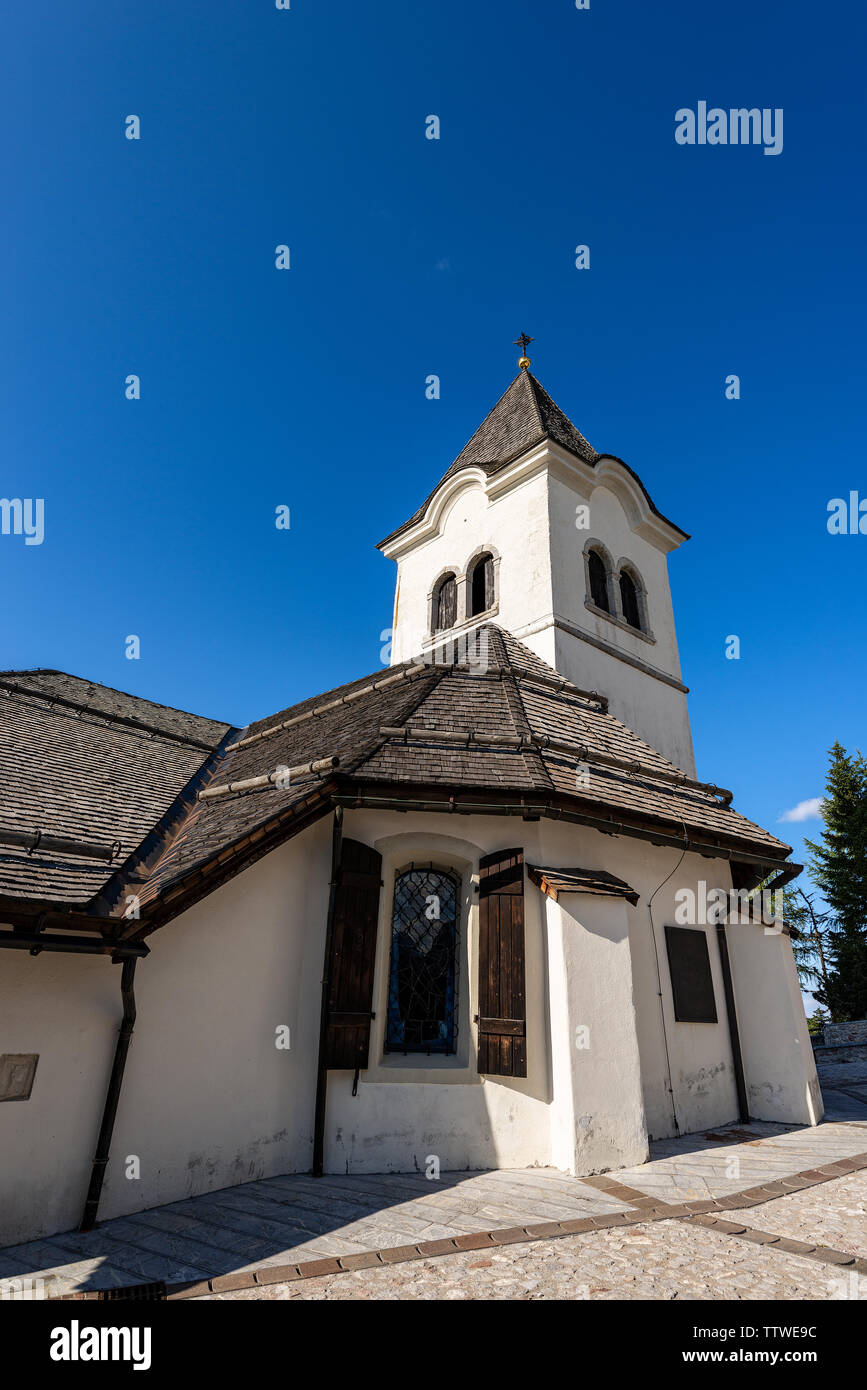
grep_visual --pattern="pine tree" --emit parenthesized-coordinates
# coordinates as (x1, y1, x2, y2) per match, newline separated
(783, 885, 833, 1000)
(804, 743, 867, 1020)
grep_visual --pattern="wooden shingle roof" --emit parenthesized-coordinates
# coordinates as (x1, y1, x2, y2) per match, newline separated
(0, 670, 232, 906)
(0, 633, 793, 934)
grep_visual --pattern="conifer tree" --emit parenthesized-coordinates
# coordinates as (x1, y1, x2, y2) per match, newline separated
(804, 743, 867, 1020)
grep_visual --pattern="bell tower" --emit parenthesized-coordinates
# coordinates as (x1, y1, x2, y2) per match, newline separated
(377, 344, 697, 775)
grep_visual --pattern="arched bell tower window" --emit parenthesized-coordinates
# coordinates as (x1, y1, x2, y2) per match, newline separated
(619, 570, 641, 630)
(470, 552, 495, 617)
(433, 573, 457, 631)
(615, 559, 650, 635)
(587, 549, 610, 613)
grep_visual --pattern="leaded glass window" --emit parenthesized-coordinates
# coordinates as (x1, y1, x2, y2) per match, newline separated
(385, 868, 459, 1054)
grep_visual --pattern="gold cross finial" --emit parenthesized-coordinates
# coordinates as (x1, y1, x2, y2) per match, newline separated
(514, 332, 534, 370)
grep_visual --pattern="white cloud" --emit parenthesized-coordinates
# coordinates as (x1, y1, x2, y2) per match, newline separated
(779, 797, 823, 824)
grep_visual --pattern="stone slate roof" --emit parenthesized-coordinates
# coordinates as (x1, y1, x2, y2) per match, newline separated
(0, 670, 233, 905)
(0, 633, 792, 930)
(378, 370, 685, 548)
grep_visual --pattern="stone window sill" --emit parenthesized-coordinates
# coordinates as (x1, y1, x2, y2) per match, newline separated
(427, 603, 500, 644)
(366, 1052, 476, 1084)
(584, 599, 655, 644)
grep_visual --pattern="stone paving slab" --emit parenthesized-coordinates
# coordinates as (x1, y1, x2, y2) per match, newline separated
(0, 1167, 624, 1296)
(615, 1120, 867, 1204)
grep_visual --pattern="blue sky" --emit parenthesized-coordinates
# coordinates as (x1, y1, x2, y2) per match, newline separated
(1, 0, 864, 904)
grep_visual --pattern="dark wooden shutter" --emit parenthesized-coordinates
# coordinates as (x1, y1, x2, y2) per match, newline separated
(664, 925, 718, 1024)
(620, 571, 641, 629)
(437, 576, 456, 630)
(477, 848, 526, 1077)
(483, 555, 495, 610)
(588, 550, 609, 612)
(325, 838, 382, 1068)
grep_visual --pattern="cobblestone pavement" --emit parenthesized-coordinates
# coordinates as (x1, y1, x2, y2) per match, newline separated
(724, 1171, 867, 1261)
(200, 1209, 865, 1302)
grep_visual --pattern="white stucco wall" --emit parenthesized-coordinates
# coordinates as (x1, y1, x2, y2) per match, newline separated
(384, 450, 696, 775)
(389, 466, 552, 666)
(0, 807, 820, 1248)
(531, 824, 743, 1141)
(726, 919, 823, 1126)
(545, 891, 648, 1173)
(520, 476, 695, 773)
(0, 817, 333, 1246)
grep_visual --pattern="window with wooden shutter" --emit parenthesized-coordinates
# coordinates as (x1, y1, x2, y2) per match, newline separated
(483, 554, 495, 610)
(588, 549, 610, 612)
(664, 925, 718, 1024)
(325, 838, 382, 1068)
(470, 553, 495, 616)
(477, 848, 526, 1077)
(434, 574, 457, 630)
(619, 569, 642, 629)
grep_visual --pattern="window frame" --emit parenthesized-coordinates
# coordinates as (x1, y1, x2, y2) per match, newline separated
(432, 571, 458, 631)
(384, 863, 461, 1056)
(583, 540, 655, 643)
(583, 539, 616, 617)
(619, 568, 642, 630)
(468, 551, 496, 618)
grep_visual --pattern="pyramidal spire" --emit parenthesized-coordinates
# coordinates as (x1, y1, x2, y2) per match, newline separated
(450, 366, 598, 472)
(378, 358, 600, 551)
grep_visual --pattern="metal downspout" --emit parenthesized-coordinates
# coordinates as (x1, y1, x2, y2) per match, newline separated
(79, 957, 138, 1231)
(312, 806, 343, 1177)
(715, 919, 750, 1123)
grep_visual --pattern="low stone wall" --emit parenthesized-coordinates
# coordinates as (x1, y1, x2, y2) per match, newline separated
(824, 1020, 867, 1047)
(813, 1042, 867, 1067)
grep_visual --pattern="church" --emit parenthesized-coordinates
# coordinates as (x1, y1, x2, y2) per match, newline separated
(0, 347, 822, 1249)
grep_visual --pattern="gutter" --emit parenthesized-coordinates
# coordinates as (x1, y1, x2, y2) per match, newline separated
(0, 930, 147, 958)
(332, 787, 792, 875)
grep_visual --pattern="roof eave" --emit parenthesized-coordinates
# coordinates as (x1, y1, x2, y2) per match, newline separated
(378, 437, 689, 557)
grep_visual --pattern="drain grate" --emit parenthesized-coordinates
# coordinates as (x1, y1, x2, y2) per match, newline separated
(97, 1280, 167, 1301)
